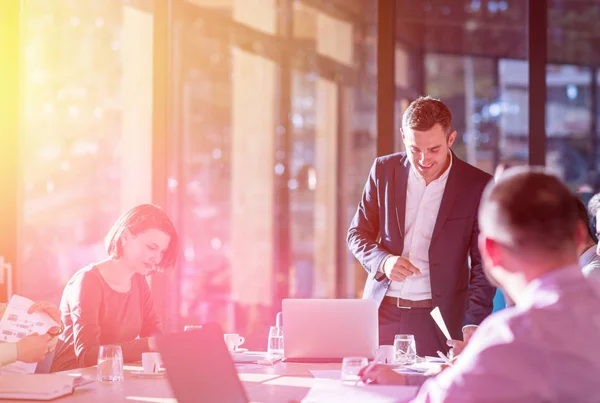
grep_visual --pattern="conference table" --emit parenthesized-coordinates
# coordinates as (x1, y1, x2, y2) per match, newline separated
(2, 360, 417, 403)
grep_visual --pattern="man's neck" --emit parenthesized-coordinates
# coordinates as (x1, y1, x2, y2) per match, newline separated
(578, 240, 596, 257)
(503, 254, 578, 303)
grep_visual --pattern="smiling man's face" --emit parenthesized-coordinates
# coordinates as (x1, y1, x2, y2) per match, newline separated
(402, 123, 456, 184)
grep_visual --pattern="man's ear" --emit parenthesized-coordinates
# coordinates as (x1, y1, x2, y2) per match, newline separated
(575, 220, 588, 251)
(447, 130, 457, 147)
(478, 234, 501, 267)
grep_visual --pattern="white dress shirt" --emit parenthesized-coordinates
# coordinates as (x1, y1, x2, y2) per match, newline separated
(410, 265, 600, 403)
(387, 153, 452, 300)
(580, 245, 600, 289)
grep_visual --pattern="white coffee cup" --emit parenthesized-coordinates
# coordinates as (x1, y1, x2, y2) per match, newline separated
(373, 345, 395, 364)
(142, 352, 163, 373)
(224, 334, 245, 351)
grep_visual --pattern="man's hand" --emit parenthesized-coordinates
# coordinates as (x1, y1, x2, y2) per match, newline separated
(447, 325, 478, 357)
(462, 325, 477, 342)
(28, 301, 62, 325)
(359, 363, 407, 385)
(438, 355, 459, 372)
(383, 256, 421, 282)
(447, 339, 467, 356)
(16, 333, 52, 363)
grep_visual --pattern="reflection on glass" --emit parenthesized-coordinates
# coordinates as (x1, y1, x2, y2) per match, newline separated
(545, 65, 592, 189)
(177, 14, 233, 331)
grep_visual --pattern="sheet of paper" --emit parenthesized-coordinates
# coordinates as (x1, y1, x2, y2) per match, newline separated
(0, 295, 60, 374)
(309, 370, 342, 380)
(396, 361, 442, 374)
(430, 307, 451, 341)
(231, 351, 269, 363)
(301, 379, 418, 403)
(235, 363, 267, 371)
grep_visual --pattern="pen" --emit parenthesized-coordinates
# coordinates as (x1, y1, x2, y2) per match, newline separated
(437, 350, 451, 364)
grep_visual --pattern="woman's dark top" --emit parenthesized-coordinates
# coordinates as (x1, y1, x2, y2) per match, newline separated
(50, 265, 161, 371)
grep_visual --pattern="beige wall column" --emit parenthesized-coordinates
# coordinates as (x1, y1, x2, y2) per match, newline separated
(230, 0, 277, 306)
(121, 6, 153, 210)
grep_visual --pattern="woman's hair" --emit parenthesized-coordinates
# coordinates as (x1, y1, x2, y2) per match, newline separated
(105, 204, 178, 271)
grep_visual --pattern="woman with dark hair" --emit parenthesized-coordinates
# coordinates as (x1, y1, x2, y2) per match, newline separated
(50, 204, 178, 371)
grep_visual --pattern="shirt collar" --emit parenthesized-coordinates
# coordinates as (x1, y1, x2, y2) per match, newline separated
(516, 263, 582, 308)
(579, 245, 597, 268)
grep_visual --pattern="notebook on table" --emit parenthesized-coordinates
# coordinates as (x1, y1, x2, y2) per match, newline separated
(0, 374, 93, 400)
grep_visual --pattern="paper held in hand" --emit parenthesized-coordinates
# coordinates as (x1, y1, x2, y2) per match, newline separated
(0, 295, 61, 374)
(430, 307, 451, 340)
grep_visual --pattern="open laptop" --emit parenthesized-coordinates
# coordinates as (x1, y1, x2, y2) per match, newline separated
(282, 298, 378, 363)
(156, 323, 249, 403)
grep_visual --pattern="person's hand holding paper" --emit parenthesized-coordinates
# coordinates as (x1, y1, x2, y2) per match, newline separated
(447, 326, 477, 356)
(430, 307, 478, 360)
(0, 296, 63, 371)
(16, 333, 54, 363)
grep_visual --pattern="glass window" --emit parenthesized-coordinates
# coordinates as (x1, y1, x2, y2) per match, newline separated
(397, 0, 529, 178)
(19, 0, 154, 302)
(545, 65, 592, 189)
(174, 1, 282, 345)
(174, 1, 377, 347)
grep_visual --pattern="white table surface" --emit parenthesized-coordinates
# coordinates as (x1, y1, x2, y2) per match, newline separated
(1, 361, 346, 403)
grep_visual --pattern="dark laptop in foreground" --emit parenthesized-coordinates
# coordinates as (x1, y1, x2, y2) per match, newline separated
(282, 298, 379, 363)
(157, 323, 249, 403)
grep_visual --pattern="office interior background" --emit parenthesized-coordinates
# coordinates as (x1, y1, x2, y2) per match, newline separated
(0, 0, 599, 348)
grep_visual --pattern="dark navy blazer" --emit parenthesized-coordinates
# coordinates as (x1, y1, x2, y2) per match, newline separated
(347, 151, 496, 339)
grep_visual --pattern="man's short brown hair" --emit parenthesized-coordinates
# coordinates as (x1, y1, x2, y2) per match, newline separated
(402, 96, 453, 136)
(479, 167, 579, 256)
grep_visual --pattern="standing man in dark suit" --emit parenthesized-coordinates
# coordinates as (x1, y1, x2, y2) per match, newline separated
(347, 96, 496, 356)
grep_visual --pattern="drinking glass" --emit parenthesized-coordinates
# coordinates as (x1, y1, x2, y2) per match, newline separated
(394, 334, 417, 365)
(340, 356, 368, 384)
(97, 345, 124, 382)
(267, 326, 284, 357)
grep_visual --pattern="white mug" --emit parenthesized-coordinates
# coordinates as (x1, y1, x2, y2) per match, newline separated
(224, 334, 245, 351)
(142, 352, 163, 373)
(373, 345, 395, 364)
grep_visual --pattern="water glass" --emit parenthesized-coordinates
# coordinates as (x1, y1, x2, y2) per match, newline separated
(394, 334, 417, 365)
(341, 357, 368, 384)
(267, 326, 284, 357)
(97, 345, 124, 382)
